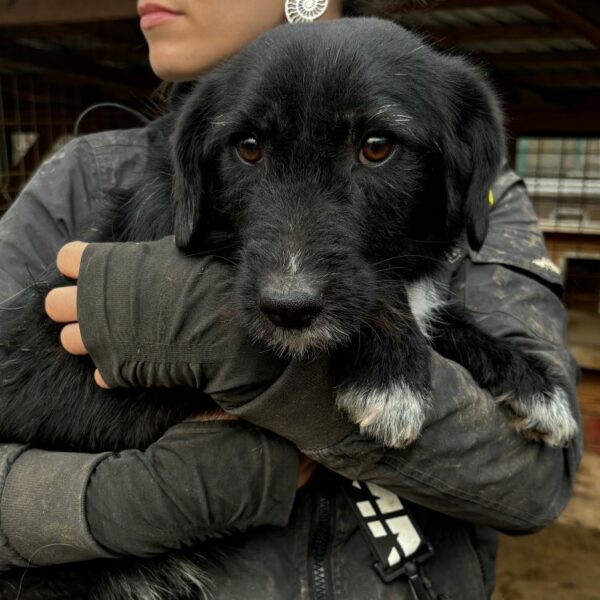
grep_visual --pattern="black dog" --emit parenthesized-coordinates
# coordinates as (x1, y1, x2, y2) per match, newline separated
(0, 17, 577, 599)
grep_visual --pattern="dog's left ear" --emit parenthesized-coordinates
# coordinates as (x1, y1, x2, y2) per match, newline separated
(445, 64, 505, 252)
(170, 82, 216, 252)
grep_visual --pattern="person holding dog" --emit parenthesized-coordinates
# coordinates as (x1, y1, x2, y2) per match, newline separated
(0, 1, 581, 599)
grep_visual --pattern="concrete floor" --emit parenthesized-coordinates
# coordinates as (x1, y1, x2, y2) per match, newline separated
(493, 453, 600, 600)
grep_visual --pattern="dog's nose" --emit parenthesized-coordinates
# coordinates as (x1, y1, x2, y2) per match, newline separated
(259, 290, 322, 329)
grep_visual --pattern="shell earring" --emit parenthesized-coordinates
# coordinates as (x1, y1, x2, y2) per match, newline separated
(285, 0, 329, 23)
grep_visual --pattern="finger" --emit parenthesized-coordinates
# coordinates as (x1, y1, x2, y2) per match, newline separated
(297, 455, 317, 489)
(297, 463, 316, 489)
(94, 369, 111, 389)
(45, 286, 78, 323)
(56, 241, 89, 279)
(60, 323, 87, 355)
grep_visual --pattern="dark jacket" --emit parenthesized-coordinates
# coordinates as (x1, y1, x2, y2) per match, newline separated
(0, 125, 582, 599)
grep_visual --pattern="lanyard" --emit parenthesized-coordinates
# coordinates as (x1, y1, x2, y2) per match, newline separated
(343, 480, 440, 600)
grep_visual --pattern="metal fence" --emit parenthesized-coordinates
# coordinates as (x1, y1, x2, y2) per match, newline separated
(516, 137, 600, 234)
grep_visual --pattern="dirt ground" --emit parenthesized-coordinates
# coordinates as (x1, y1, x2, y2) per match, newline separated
(493, 453, 600, 600)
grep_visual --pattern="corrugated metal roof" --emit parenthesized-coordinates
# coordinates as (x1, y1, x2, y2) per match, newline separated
(398, 1, 600, 92)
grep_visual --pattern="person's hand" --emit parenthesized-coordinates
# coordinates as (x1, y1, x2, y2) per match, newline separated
(46, 238, 287, 398)
(297, 454, 317, 489)
(44, 242, 112, 388)
(45, 241, 242, 422)
(44, 237, 351, 452)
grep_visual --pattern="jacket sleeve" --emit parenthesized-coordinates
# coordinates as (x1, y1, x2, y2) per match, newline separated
(0, 139, 298, 570)
(0, 138, 104, 570)
(229, 163, 583, 534)
(0, 422, 297, 569)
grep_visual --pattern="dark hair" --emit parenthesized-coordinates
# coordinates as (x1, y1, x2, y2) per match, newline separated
(342, 0, 435, 19)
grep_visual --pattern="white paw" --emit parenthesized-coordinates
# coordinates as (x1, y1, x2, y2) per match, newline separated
(507, 387, 578, 447)
(337, 381, 430, 448)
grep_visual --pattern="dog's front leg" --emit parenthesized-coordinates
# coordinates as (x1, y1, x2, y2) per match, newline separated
(429, 303, 578, 447)
(334, 305, 432, 449)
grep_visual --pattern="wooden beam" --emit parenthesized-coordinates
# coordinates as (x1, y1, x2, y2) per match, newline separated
(412, 0, 600, 48)
(506, 100, 600, 136)
(0, 0, 137, 26)
(477, 50, 600, 68)
(0, 42, 156, 98)
(530, 0, 600, 47)
(2, 19, 143, 45)
(507, 110, 600, 136)
(427, 22, 579, 46)
(411, 0, 600, 37)
(517, 72, 600, 87)
(410, 0, 526, 10)
(0, 35, 148, 65)
(0, 20, 148, 65)
(563, 0, 600, 28)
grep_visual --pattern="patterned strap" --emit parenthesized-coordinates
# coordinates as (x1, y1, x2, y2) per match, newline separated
(343, 480, 438, 599)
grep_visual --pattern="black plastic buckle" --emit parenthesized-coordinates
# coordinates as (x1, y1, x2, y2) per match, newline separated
(373, 544, 434, 585)
(374, 559, 436, 599)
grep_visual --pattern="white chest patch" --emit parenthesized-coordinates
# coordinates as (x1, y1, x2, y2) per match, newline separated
(405, 278, 444, 337)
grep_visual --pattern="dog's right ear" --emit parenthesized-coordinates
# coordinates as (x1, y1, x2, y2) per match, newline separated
(171, 84, 215, 252)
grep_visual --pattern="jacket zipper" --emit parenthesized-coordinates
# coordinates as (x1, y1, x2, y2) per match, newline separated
(310, 492, 334, 600)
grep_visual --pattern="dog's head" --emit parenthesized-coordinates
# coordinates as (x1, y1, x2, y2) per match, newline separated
(170, 18, 505, 357)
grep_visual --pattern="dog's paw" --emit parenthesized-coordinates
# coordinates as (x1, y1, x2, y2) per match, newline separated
(336, 381, 430, 448)
(504, 387, 578, 447)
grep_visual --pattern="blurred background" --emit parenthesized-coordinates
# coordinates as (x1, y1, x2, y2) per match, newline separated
(0, 0, 599, 598)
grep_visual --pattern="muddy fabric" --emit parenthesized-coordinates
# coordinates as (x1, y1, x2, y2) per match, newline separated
(0, 444, 31, 568)
(86, 421, 299, 556)
(1, 447, 116, 566)
(0, 125, 582, 600)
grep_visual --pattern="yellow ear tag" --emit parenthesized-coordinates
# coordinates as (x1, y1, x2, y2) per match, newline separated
(488, 188, 495, 206)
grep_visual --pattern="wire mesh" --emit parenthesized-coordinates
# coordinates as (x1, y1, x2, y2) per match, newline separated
(0, 18, 154, 215)
(516, 137, 600, 234)
(0, 73, 74, 212)
(515, 136, 600, 313)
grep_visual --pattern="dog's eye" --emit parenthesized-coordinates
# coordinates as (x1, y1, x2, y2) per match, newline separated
(359, 136, 395, 165)
(237, 137, 263, 164)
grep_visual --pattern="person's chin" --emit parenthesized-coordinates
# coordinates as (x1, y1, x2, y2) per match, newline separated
(148, 49, 196, 82)
(150, 62, 190, 82)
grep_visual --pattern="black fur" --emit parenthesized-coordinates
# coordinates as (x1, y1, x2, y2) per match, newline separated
(0, 18, 575, 598)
